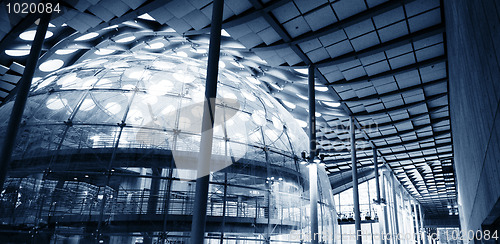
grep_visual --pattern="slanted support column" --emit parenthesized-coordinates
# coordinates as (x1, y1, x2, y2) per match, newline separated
(350, 116, 362, 244)
(0, 13, 51, 191)
(190, 0, 224, 243)
(308, 65, 319, 244)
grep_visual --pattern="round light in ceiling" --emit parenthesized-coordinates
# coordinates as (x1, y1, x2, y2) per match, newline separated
(75, 32, 99, 41)
(5, 49, 30, 56)
(95, 48, 116, 55)
(145, 42, 165, 49)
(115, 36, 136, 43)
(282, 100, 296, 109)
(39, 59, 64, 72)
(323, 101, 341, 107)
(55, 49, 79, 55)
(315, 86, 329, 92)
(174, 51, 188, 57)
(19, 30, 53, 41)
(296, 93, 308, 100)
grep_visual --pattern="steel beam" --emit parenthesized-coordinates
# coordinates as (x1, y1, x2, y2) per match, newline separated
(308, 65, 319, 244)
(327, 56, 446, 86)
(0, 13, 51, 191)
(374, 148, 381, 203)
(350, 116, 362, 244)
(314, 25, 444, 68)
(251, 0, 419, 51)
(341, 77, 447, 103)
(190, 0, 224, 243)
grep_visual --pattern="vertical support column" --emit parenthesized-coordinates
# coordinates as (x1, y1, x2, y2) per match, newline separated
(308, 65, 319, 244)
(413, 202, 421, 244)
(391, 174, 400, 244)
(373, 148, 380, 203)
(147, 168, 161, 214)
(0, 13, 51, 191)
(380, 169, 389, 244)
(418, 204, 428, 244)
(144, 168, 161, 244)
(190, 0, 224, 243)
(350, 116, 362, 244)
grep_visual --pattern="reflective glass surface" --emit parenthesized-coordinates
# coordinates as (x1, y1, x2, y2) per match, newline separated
(0, 53, 337, 243)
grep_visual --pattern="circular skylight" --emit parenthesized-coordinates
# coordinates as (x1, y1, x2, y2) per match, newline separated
(315, 86, 329, 92)
(19, 30, 53, 41)
(323, 101, 341, 107)
(145, 42, 165, 49)
(282, 100, 296, 109)
(5, 49, 30, 56)
(55, 49, 79, 55)
(75, 32, 99, 41)
(115, 36, 136, 43)
(39, 59, 64, 72)
(95, 49, 116, 55)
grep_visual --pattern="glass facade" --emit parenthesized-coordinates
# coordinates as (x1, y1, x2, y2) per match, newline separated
(0, 53, 337, 243)
(334, 171, 423, 244)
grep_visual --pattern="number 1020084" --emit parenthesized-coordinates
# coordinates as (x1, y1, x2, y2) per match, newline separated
(6, 2, 61, 14)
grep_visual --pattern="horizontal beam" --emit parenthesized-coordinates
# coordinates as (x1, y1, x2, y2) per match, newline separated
(327, 55, 447, 86)
(185, 0, 290, 35)
(314, 24, 444, 68)
(341, 77, 447, 103)
(386, 151, 453, 164)
(251, 0, 417, 51)
(353, 93, 447, 118)
(368, 117, 450, 141)
(323, 141, 452, 163)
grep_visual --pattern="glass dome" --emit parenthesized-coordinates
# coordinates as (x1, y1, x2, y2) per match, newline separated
(1, 53, 308, 169)
(0, 53, 337, 244)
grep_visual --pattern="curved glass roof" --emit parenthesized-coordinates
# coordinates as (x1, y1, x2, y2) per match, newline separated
(0, 53, 308, 171)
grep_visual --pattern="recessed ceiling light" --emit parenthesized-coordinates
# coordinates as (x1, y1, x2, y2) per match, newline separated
(221, 29, 230, 37)
(296, 93, 308, 100)
(103, 25, 119, 30)
(95, 48, 115, 55)
(294, 68, 308, 75)
(322, 101, 341, 107)
(75, 32, 99, 41)
(282, 100, 296, 109)
(5, 49, 30, 56)
(145, 42, 165, 49)
(115, 36, 136, 43)
(138, 13, 156, 21)
(39, 59, 64, 72)
(55, 49, 79, 55)
(19, 30, 53, 41)
(174, 51, 188, 57)
(315, 86, 329, 92)
(219, 60, 226, 69)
